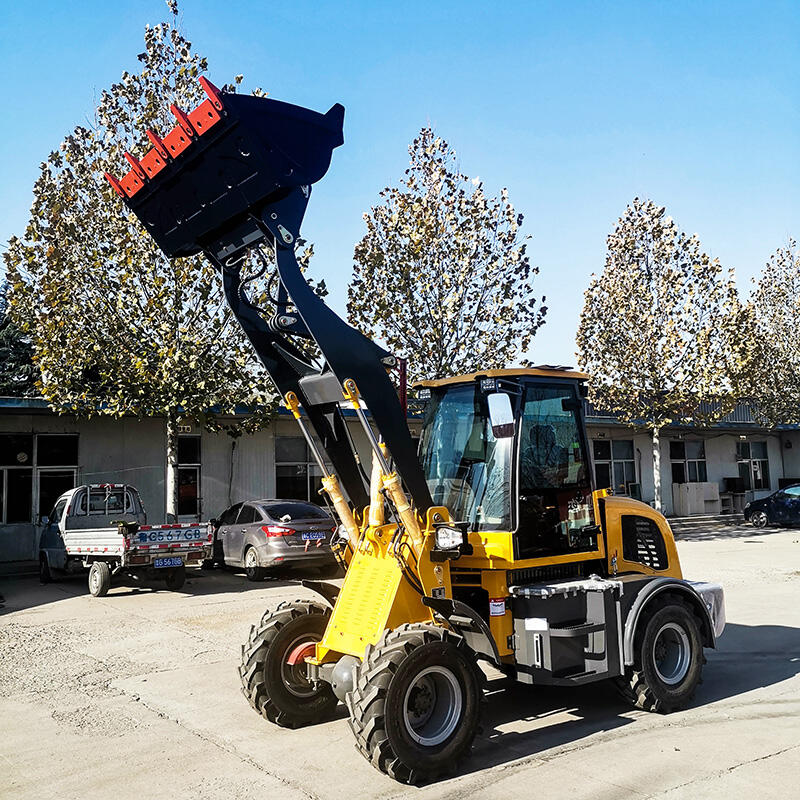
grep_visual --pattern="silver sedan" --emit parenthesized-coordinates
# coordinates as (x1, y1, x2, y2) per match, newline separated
(213, 499, 338, 581)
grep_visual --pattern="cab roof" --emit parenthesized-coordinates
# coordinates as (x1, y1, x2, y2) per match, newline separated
(414, 366, 589, 389)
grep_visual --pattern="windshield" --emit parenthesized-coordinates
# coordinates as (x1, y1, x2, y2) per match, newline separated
(419, 385, 512, 530)
(261, 502, 330, 522)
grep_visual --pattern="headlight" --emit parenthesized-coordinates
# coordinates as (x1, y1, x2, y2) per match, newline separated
(435, 526, 464, 550)
(744, 503, 751, 511)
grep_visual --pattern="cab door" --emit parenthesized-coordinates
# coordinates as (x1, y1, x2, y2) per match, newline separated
(775, 486, 800, 524)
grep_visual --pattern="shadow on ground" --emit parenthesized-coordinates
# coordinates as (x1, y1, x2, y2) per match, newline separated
(456, 620, 800, 777)
(0, 567, 336, 615)
(674, 523, 799, 542)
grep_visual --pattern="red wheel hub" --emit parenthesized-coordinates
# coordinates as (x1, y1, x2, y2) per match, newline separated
(286, 641, 316, 666)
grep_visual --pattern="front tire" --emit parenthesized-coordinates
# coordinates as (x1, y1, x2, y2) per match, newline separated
(88, 561, 111, 597)
(239, 600, 337, 728)
(751, 510, 768, 528)
(39, 555, 52, 584)
(616, 598, 703, 713)
(346, 624, 483, 784)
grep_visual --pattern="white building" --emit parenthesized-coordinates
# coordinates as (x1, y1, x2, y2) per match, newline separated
(1, 397, 797, 566)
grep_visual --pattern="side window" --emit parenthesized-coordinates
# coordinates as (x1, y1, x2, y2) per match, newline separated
(50, 499, 67, 526)
(237, 505, 257, 524)
(784, 486, 800, 497)
(73, 490, 87, 515)
(220, 503, 241, 526)
(621, 515, 668, 571)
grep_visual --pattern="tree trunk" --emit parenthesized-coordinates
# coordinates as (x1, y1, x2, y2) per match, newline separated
(166, 414, 179, 522)
(652, 426, 662, 512)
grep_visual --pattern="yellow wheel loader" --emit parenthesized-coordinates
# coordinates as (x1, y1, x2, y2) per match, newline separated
(107, 79, 726, 784)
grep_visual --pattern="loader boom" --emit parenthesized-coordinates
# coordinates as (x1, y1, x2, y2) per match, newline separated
(106, 78, 430, 515)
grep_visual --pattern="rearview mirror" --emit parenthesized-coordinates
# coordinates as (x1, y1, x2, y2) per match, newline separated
(487, 393, 514, 438)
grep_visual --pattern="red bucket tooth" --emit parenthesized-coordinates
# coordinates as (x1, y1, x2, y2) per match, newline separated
(146, 129, 170, 160)
(123, 151, 147, 182)
(170, 103, 196, 139)
(104, 172, 125, 197)
(199, 76, 225, 111)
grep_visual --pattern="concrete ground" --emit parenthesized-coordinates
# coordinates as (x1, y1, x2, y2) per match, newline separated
(1, 524, 799, 800)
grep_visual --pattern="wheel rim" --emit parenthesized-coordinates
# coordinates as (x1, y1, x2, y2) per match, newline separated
(652, 622, 691, 685)
(245, 549, 258, 570)
(402, 666, 463, 746)
(90, 567, 99, 592)
(280, 634, 321, 698)
(753, 511, 767, 528)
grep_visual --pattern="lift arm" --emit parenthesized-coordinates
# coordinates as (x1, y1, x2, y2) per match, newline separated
(105, 78, 432, 516)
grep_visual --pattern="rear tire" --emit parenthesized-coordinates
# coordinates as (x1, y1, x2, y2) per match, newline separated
(346, 624, 483, 784)
(88, 561, 111, 597)
(165, 565, 186, 591)
(244, 546, 266, 582)
(616, 598, 703, 713)
(239, 599, 338, 728)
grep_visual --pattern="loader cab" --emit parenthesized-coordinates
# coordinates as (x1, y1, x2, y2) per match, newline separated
(417, 368, 597, 561)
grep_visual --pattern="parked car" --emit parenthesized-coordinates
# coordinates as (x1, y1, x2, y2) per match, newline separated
(39, 484, 211, 596)
(212, 499, 338, 580)
(744, 484, 800, 528)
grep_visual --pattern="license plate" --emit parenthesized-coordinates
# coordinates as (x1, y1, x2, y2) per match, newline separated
(154, 557, 183, 568)
(301, 531, 326, 541)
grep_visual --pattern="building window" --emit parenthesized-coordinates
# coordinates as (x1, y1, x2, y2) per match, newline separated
(670, 440, 707, 483)
(0, 433, 78, 525)
(737, 441, 770, 491)
(592, 439, 636, 495)
(177, 435, 201, 516)
(275, 436, 329, 502)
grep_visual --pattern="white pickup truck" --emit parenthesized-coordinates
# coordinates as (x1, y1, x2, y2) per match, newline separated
(38, 484, 211, 596)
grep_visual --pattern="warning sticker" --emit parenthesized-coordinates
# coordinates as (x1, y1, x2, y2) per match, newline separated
(489, 598, 506, 616)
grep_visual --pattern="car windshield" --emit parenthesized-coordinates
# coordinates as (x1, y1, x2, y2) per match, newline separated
(419, 384, 512, 531)
(262, 502, 330, 521)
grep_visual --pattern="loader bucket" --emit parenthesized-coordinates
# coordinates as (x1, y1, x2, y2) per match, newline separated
(105, 77, 344, 258)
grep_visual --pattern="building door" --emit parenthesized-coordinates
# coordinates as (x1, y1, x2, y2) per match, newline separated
(37, 470, 77, 524)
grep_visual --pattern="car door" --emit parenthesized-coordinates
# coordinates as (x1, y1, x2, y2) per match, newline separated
(230, 503, 258, 563)
(782, 486, 800, 524)
(218, 503, 242, 562)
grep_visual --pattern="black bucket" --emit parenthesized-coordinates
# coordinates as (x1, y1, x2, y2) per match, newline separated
(107, 78, 344, 258)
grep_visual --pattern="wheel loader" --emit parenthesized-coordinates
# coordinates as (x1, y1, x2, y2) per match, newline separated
(106, 78, 726, 784)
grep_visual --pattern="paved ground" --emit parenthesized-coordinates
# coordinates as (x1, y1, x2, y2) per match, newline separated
(1, 524, 799, 800)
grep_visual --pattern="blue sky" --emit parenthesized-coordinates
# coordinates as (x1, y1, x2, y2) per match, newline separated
(1, 0, 798, 366)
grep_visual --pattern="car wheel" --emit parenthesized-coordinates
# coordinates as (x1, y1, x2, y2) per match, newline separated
(751, 510, 768, 528)
(244, 546, 265, 582)
(165, 565, 186, 591)
(88, 561, 111, 597)
(39, 555, 52, 584)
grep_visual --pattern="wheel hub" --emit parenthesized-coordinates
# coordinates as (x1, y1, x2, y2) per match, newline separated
(652, 621, 691, 685)
(280, 635, 321, 698)
(402, 666, 462, 746)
